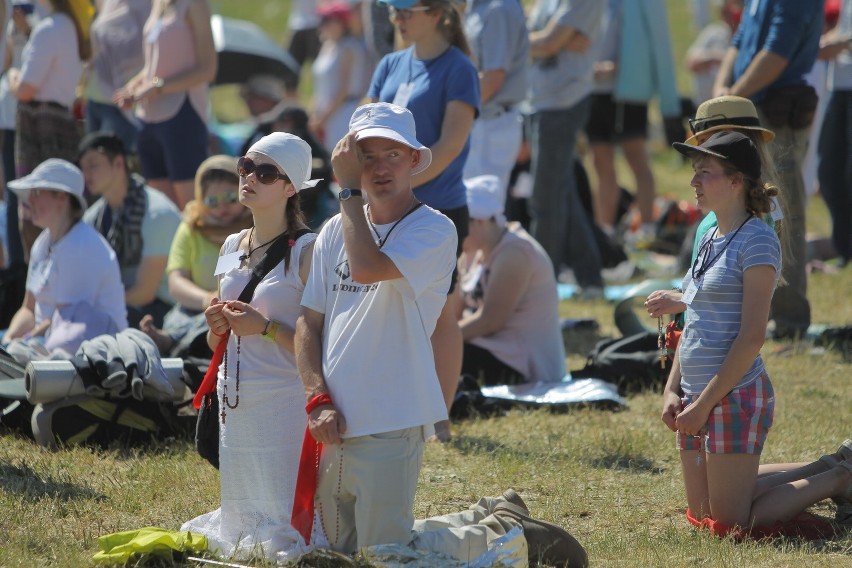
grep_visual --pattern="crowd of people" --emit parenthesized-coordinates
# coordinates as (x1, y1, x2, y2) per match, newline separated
(0, 0, 850, 565)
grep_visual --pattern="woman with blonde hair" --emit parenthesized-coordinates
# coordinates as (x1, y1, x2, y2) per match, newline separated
(369, 0, 480, 440)
(140, 155, 252, 356)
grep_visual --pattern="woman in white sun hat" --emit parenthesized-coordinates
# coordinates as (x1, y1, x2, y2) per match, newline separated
(2, 158, 127, 360)
(180, 132, 322, 562)
(458, 174, 566, 386)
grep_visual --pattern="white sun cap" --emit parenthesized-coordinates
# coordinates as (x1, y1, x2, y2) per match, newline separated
(247, 132, 322, 191)
(348, 102, 432, 175)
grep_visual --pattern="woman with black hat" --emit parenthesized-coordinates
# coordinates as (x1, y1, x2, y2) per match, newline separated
(660, 131, 851, 535)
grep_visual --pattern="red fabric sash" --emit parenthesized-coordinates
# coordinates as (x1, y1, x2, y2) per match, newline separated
(291, 393, 334, 544)
(192, 331, 230, 410)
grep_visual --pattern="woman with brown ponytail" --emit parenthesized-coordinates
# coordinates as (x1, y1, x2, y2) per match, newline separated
(368, 0, 480, 441)
(659, 131, 852, 536)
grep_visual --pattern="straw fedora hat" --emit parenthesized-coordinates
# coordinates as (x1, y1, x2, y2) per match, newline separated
(685, 95, 775, 145)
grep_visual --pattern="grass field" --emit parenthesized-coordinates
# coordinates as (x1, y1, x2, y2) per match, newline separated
(1, 1, 850, 567)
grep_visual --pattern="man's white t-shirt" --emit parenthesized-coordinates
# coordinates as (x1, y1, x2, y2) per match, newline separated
(301, 204, 457, 439)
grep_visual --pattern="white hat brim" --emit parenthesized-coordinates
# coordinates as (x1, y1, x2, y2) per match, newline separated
(8, 179, 88, 211)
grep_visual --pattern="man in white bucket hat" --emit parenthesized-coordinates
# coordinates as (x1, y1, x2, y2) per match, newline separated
(294, 102, 456, 552)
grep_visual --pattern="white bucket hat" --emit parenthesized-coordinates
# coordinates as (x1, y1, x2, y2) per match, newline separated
(8, 158, 87, 211)
(246, 132, 322, 191)
(348, 103, 432, 175)
(465, 175, 506, 225)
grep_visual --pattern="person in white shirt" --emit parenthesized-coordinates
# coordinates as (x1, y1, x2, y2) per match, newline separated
(295, 102, 456, 552)
(2, 159, 127, 360)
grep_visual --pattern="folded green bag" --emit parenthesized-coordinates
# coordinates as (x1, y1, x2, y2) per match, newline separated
(93, 527, 208, 564)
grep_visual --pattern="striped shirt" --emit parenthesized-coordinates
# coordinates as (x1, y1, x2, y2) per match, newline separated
(679, 218, 781, 395)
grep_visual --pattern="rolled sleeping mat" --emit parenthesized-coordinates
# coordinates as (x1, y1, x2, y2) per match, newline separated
(25, 358, 189, 404)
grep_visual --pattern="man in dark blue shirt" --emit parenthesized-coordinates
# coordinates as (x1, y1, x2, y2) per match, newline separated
(713, 0, 825, 340)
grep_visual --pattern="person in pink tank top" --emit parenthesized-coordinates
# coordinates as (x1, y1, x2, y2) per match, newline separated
(114, 0, 216, 210)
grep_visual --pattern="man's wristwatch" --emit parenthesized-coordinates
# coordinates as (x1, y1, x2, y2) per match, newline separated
(338, 188, 363, 201)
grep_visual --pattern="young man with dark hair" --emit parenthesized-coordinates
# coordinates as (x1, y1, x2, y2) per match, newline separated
(78, 131, 181, 328)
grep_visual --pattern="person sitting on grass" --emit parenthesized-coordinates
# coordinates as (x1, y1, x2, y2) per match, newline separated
(78, 131, 182, 329)
(458, 174, 565, 386)
(2, 159, 127, 361)
(661, 131, 851, 534)
(140, 154, 252, 357)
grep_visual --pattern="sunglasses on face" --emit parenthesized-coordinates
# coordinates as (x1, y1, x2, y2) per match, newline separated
(388, 6, 431, 21)
(237, 156, 290, 185)
(203, 191, 240, 208)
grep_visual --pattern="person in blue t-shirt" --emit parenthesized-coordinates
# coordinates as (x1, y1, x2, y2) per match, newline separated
(660, 131, 851, 534)
(368, 0, 480, 441)
(713, 0, 824, 340)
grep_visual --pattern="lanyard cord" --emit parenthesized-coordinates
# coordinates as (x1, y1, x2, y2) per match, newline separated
(367, 201, 424, 249)
(691, 215, 753, 281)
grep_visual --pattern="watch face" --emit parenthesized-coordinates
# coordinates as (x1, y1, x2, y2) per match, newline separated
(339, 188, 351, 201)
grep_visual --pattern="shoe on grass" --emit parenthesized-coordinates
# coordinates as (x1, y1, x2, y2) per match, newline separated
(493, 502, 588, 568)
(501, 488, 529, 515)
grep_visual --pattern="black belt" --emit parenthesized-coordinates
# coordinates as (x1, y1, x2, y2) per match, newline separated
(22, 100, 69, 112)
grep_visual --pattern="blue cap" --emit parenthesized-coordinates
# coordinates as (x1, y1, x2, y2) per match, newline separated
(377, 0, 420, 8)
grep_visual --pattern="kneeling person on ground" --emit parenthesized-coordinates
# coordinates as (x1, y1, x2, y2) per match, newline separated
(295, 102, 457, 552)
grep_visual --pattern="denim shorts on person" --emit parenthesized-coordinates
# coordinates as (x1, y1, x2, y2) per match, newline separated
(437, 205, 469, 295)
(677, 372, 775, 455)
(137, 96, 208, 182)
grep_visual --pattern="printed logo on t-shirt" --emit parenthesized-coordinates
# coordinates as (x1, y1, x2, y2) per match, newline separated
(334, 260, 351, 280)
(332, 258, 379, 294)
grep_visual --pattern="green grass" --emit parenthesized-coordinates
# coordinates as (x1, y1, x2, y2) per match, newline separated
(1, 2, 850, 567)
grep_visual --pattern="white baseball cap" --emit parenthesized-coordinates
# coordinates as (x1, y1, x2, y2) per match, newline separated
(348, 103, 432, 175)
(246, 132, 322, 191)
(465, 175, 506, 225)
(8, 158, 87, 211)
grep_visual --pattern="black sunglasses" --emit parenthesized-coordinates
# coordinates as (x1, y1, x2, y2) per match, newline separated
(237, 156, 290, 185)
(203, 191, 240, 208)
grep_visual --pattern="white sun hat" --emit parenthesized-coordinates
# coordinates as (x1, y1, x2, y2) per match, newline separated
(348, 102, 432, 175)
(8, 158, 87, 211)
(247, 132, 322, 191)
(465, 174, 506, 226)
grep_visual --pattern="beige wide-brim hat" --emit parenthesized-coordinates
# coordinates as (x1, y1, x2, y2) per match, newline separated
(685, 95, 775, 145)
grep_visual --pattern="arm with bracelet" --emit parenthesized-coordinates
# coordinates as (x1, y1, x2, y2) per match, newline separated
(295, 308, 347, 445)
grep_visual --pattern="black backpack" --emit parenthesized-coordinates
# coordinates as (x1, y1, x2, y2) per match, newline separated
(0, 345, 192, 448)
(571, 331, 671, 394)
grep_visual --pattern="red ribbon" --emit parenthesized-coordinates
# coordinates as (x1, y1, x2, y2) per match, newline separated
(192, 330, 230, 410)
(291, 393, 333, 544)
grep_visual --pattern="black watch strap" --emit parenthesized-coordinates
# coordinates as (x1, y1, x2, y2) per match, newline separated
(338, 188, 363, 201)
